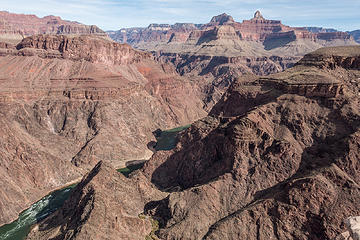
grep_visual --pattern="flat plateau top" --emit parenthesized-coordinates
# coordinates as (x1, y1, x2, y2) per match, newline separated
(311, 46, 360, 57)
(261, 67, 340, 85)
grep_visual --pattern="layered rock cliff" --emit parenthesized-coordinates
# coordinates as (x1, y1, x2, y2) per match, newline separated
(0, 34, 206, 226)
(27, 46, 360, 240)
(16, 34, 149, 65)
(155, 52, 299, 110)
(0, 11, 105, 44)
(109, 11, 355, 47)
(108, 11, 358, 111)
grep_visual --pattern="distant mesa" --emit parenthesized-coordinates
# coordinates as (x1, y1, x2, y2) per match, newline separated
(108, 10, 356, 48)
(209, 13, 235, 25)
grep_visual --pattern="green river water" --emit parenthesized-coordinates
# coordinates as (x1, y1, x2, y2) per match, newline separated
(0, 125, 190, 240)
(0, 164, 141, 240)
(0, 184, 76, 240)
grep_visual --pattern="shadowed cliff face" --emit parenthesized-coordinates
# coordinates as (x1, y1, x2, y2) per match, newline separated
(26, 46, 360, 240)
(0, 34, 206, 226)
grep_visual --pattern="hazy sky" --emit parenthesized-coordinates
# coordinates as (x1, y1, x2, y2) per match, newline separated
(1, 0, 359, 31)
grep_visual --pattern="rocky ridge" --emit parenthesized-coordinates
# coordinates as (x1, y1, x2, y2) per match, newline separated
(0, 11, 105, 44)
(15, 34, 149, 65)
(108, 11, 358, 111)
(109, 11, 355, 48)
(0, 34, 206, 226)
(26, 161, 166, 240)
(142, 46, 360, 239)
(154, 52, 298, 110)
(27, 46, 360, 239)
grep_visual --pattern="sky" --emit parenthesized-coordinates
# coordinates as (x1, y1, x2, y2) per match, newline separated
(1, 0, 360, 31)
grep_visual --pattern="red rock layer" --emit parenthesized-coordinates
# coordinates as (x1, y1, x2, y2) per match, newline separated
(16, 34, 150, 65)
(109, 11, 354, 45)
(0, 11, 104, 36)
(0, 34, 206, 226)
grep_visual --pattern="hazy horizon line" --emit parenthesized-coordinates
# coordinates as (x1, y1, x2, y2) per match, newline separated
(1, 0, 359, 32)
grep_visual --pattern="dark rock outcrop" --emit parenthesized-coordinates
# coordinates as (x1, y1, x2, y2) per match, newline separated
(306, 27, 338, 33)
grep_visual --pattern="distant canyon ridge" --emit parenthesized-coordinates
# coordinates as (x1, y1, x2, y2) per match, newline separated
(107, 11, 359, 110)
(108, 11, 359, 49)
(0, 10, 106, 43)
